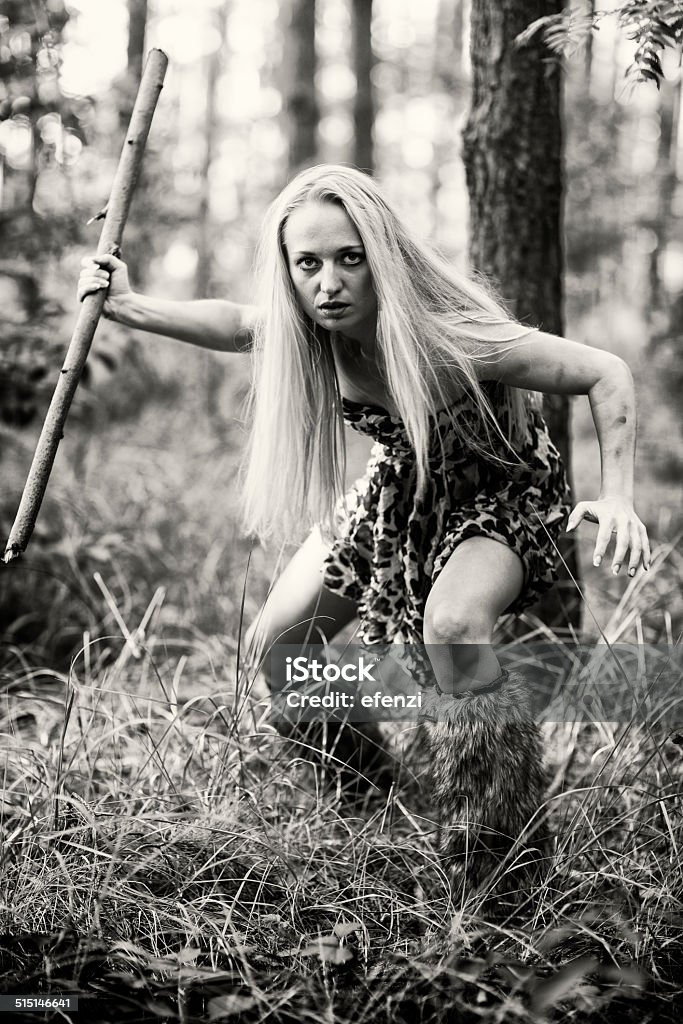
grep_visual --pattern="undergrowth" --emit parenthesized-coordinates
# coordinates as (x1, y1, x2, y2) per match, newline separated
(1, 556, 682, 1022)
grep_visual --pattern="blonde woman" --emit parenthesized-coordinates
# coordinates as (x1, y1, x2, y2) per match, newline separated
(79, 164, 649, 878)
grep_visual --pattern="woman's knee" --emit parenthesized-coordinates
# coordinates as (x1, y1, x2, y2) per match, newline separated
(423, 600, 493, 646)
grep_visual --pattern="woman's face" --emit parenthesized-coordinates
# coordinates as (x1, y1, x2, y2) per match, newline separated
(283, 199, 378, 344)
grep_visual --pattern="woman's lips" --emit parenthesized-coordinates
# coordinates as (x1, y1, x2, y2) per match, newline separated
(318, 303, 348, 318)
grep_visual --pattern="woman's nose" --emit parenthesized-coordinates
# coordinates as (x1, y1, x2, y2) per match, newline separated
(319, 262, 342, 295)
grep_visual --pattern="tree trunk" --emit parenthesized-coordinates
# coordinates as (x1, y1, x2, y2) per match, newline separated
(127, 0, 148, 82)
(351, 0, 375, 173)
(196, 6, 228, 428)
(434, 0, 465, 90)
(119, 0, 148, 130)
(584, 0, 594, 86)
(196, 7, 226, 300)
(117, 0, 150, 284)
(648, 75, 681, 311)
(286, 0, 319, 173)
(462, 0, 580, 628)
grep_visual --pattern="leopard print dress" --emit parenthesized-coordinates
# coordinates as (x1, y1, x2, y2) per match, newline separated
(321, 384, 571, 646)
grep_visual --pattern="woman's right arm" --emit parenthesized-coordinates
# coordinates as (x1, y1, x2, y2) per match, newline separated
(78, 253, 258, 353)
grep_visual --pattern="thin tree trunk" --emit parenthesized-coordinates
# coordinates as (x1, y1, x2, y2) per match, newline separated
(287, 0, 319, 173)
(196, 6, 228, 427)
(119, 0, 148, 129)
(462, 0, 580, 627)
(196, 8, 226, 299)
(648, 74, 681, 311)
(127, 0, 148, 82)
(351, 0, 375, 172)
(584, 0, 594, 86)
(434, 0, 465, 90)
(119, 0, 150, 283)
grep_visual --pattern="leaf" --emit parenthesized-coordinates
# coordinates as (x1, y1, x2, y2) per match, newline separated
(176, 946, 201, 964)
(530, 957, 599, 1013)
(208, 993, 258, 1020)
(298, 935, 355, 964)
(333, 922, 361, 938)
(638, 68, 663, 86)
(515, 14, 561, 49)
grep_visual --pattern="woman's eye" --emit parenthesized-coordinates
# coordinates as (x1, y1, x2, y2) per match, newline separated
(298, 258, 318, 270)
(343, 253, 364, 265)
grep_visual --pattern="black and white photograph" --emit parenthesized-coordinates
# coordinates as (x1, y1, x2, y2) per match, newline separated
(1, 0, 682, 1021)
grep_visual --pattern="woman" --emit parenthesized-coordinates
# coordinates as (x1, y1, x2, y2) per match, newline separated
(79, 164, 649, 879)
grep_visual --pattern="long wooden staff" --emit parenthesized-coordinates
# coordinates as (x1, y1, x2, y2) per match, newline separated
(3, 48, 168, 564)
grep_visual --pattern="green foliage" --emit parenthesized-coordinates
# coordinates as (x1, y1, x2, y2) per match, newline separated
(516, 1, 683, 89)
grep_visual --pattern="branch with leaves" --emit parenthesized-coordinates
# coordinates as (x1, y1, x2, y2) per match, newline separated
(516, 1, 683, 89)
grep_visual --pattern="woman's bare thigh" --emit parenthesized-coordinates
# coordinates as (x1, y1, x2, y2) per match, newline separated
(245, 528, 358, 671)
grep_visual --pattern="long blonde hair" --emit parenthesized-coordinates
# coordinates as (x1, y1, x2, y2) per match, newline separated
(242, 164, 537, 544)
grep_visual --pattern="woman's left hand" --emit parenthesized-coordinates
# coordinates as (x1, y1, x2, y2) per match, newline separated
(566, 497, 651, 576)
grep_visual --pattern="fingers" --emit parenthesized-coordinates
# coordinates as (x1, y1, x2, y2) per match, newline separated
(626, 522, 643, 577)
(572, 498, 651, 576)
(610, 515, 631, 575)
(88, 253, 125, 271)
(606, 518, 650, 576)
(77, 262, 110, 302)
(78, 253, 128, 302)
(566, 502, 587, 532)
(640, 523, 651, 571)
(592, 515, 614, 568)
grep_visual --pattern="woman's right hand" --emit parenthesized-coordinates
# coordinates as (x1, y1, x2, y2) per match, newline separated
(77, 253, 132, 319)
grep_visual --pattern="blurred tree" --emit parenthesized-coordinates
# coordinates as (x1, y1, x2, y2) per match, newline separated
(286, 0, 319, 172)
(0, 0, 85, 420)
(117, 0, 148, 130)
(196, 3, 227, 300)
(127, 0, 148, 83)
(462, 0, 580, 626)
(351, 0, 374, 173)
(113, 0, 151, 284)
(196, 3, 229, 427)
(434, 0, 465, 91)
(648, 73, 681, 309)
(0, 0, 81, 252)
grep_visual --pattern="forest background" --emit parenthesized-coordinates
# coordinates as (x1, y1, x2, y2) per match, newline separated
(1, 0, 682, 662)
(1, 3, 683, 1020)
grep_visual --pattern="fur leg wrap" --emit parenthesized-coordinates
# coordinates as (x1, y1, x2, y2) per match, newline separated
(419, 670, 548, 886)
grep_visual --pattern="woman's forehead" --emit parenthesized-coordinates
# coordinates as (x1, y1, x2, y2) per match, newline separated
(283, 200, 362, 251)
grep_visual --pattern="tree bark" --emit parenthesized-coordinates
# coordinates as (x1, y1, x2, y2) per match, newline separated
(462, 0, 580, 627)
(351, 0, 375, 173)
(286, 0, 319, 173)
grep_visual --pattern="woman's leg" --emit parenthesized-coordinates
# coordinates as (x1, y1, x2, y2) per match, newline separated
(244, 527, 358, 681)
(244, 529, 395, 794)
(420, 537, 547, 888)
(423, 535, 524, 691)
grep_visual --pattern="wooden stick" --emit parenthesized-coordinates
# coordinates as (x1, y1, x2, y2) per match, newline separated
(3, 48, 169, 564)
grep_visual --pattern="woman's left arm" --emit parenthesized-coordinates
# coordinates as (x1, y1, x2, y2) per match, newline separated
(476, 328, 651, 576)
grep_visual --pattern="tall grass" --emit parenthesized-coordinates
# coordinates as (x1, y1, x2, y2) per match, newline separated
(1, 563, 681, 1022)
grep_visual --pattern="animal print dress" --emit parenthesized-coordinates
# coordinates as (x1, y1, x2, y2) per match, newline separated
(321, 383, 571, 648)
